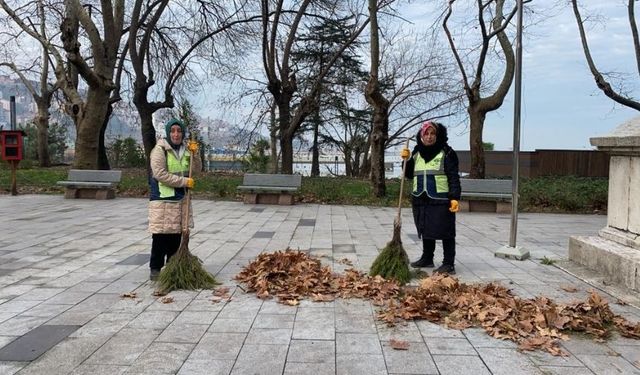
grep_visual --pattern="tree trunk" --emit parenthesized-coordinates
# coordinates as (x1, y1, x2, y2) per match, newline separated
(278, 97, 294, 174)
(468, 105, 486, 179)
(97, 103, 112, 170)
(269, 101, 278, 173)
(73, 89, 111, 169)
(369, 105, 388, 196)
(311, 112, 320, 177)
(34, 102, 50, 167)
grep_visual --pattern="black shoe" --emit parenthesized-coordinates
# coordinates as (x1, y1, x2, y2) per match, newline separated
(434, 264, 456, 275)
(150, 269, 160, 281)
(410, 258, 435, 268)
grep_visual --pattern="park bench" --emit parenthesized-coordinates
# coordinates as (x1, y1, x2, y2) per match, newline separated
(237, 173, 302, 205)
(459, 178, 512, 213)
(57, 169, 122, 200)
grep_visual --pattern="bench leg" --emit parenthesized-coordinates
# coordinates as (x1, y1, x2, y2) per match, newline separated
(64, 188, 78, 199)
(496, 201, 512, 214)
(278, 194, 294, 205)
(243, 193, 258, 204)
(95, 189, 115, 200)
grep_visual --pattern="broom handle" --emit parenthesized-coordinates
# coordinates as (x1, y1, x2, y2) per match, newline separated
(396, 137, 411, 221)
(183, 140, 194, 233)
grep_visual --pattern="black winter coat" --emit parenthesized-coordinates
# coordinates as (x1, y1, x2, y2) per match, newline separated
(403, 124, 461, 240)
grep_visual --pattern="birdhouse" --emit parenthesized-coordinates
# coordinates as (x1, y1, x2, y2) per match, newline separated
(0, 130, 26, 161)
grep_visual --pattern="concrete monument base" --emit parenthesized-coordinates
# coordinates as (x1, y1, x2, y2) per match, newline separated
(569, 235, 640, 292)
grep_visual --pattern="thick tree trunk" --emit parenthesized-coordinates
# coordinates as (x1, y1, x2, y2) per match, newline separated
(468, 105, 486, 179)
(34, 103, 50, 167)
(97, 104, 112, 170)
(278, 98, 294, 174)
(73, 89, 111, 169)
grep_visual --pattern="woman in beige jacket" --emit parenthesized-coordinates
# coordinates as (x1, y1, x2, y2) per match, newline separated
(147, 118, 201, 280)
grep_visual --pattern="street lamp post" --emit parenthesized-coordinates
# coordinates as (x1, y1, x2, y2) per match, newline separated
(495, 0, 530, 260)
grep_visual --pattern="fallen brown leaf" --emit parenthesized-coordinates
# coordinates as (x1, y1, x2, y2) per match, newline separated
(160, 296, 174, 304)
(561, 286, 578, 293)
(389, 339, 410, 350)
(121, 292, 137, 299)
(152, 290, 167, 297)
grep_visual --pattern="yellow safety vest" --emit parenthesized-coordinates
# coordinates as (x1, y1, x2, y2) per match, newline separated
(412, 151, 449, 200)
(159, 150, 189, 198)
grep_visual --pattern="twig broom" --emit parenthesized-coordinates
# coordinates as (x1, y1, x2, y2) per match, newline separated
(370, 138, 411, 284)
(156, 143, 218, 293)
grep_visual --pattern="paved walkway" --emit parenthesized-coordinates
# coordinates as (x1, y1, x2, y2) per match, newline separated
(0, 195, 638, 375)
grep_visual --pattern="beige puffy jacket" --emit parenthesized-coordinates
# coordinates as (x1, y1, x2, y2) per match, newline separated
(147, 138, 202, 234)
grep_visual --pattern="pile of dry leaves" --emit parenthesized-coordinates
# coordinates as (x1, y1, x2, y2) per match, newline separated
(234, 250, 640, 356)
(234, 249, 401, 305)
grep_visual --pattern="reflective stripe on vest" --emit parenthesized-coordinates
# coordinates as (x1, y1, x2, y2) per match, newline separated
(412, 151, 449, 200)
(158, 150, 189, 198)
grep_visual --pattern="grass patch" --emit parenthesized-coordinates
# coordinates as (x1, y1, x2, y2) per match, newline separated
(540, 256, 556, 265)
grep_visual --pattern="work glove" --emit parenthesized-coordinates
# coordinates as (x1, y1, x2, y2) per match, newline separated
(449, 199, 459, 213)
(187, 140, 199, 154)
(400, 148, 410, 160)
(185, 178, 195, 189)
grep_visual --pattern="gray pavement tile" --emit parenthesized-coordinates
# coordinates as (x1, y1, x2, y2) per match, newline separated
(335, 313, 376, 333)
(127, 310, 179, 330)
(475, 347, 542, 375)
(0, 315, 50, 336)
(334, 298, 373, 315)
(377, 322, 424, 342)
(287, 339, 334, 363)
(462, 327, 517, 349)
(432, 354, 492, 375)
(209, 318, 254, 333)
(293, 319, 335, 340)
(70, 364, 128, 374)
(284, 362, 335, 375)
(561, 336, 615, 355)
(298, 219, 316, 227)
(231, 343, 288, 375)
(253, 313, 295, 329)
(84, 328, 159, 365)
(336, 333, 382, 354)
(246, 328, 292, 345)
(336, 353, 387, 375)
(333, 244, 355, 253)
(17, 336, 109, 375)
(416, 320, 465, 338)
(424, 337, 478, 355)
(0, 361, 27, 375)
(189, 332, 246, 360)
(116, 253, 149, 265)
(526, 349, 584, 367)
(178, 358, 235, 375)
(156, 322, 209, 343)
(126, 342, 195, 374)
(0, 325, 79, 361)
(537, 366, 595, 375)
(253, 231, 275, 239)
(382, 341, 439, 374)
(576, 354, 640, 374)
(174, 310, 219, 325)
(608, 344, 640, 366)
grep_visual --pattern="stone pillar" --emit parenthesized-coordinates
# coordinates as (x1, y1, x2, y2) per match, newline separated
(568, 116, 640, 291)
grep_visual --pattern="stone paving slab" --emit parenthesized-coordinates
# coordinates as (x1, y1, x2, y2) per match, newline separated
(0, 195, 638, 374)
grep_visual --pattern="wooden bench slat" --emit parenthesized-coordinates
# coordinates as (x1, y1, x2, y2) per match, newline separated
(67, 169, 122, 183)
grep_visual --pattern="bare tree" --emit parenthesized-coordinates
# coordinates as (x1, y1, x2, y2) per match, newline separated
(365, 0, 390, 197)
(0, 1, 59, 167)
(443, 0, 519, 178)
(571, 0, 640, 111)
(261, 0, 370, 174)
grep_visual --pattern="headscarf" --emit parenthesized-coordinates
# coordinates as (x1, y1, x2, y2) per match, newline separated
(414, 121, 449, 163)
(164, 118, 186, 149)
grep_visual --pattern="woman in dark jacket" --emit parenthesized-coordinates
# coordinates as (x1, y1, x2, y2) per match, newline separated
(401, 121, 461, 274)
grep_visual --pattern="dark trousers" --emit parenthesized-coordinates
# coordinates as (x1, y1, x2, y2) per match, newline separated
(422, 238, 456, 265)
(150, 233, 181, 270)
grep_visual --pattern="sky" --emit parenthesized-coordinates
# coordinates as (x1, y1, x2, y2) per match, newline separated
(399, 1, 638, 151)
